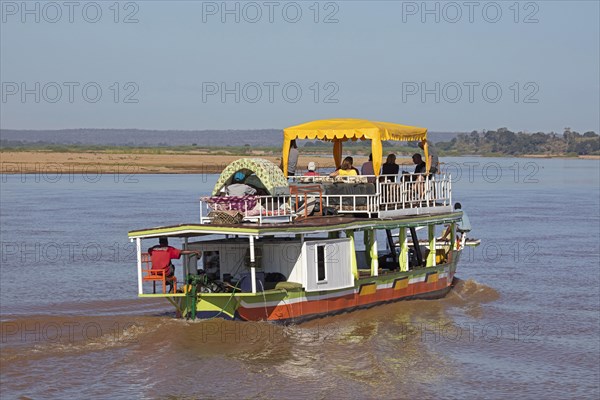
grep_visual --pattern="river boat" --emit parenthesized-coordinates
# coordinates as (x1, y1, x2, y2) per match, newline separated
(128, 119, 477, 322)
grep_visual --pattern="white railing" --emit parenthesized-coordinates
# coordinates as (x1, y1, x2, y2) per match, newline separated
(200, 173, 452, 224)
(289, 174, 380, 216)
(320, 193, 379, 216)
(288, 175, 372, 185)
(378, 173, 452, 212)
(200, 195, 294, 224)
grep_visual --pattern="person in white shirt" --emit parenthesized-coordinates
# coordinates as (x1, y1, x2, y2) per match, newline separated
(440, 202, 471, 242)
(455, 202, 471, 233)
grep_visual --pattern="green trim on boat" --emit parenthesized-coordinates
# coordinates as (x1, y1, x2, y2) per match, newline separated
(227, 262, 457, 305)
(196, 295, 239, 319)
(128, 213, 464, 239)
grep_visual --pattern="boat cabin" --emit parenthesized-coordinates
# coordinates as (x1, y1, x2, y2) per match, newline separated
(130, 211, 464, 299)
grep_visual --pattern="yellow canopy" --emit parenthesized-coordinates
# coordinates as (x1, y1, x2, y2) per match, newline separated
(282, 118, 428, 176)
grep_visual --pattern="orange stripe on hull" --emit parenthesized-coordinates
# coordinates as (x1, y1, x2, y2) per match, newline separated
(237, 276, 452, 321)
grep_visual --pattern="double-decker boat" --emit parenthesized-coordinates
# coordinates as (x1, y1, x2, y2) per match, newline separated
(128, 119, 476, 322)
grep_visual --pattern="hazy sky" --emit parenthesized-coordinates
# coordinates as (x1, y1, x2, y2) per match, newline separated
(1, 0, 599, 133)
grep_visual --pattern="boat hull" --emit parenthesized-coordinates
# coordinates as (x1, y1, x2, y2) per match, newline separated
(185, 256, 458, 323)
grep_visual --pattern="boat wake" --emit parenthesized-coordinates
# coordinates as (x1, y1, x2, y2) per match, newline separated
(0, 314, 170, 365)
(445, 278, 500, 305)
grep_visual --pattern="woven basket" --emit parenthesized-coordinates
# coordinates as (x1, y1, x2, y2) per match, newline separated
(208, 210, 244, 225)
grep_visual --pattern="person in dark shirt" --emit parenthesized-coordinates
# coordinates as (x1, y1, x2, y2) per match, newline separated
(381, 153, 399, 181)
(412, 153, 427, 175)
(410, 153, 429, 198)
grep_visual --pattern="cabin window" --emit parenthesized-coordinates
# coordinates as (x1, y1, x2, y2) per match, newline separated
(317, 245, 326, 282)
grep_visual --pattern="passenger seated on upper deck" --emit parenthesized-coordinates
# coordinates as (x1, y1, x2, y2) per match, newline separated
(361, 154, 376, 183)
(381, 154, 399, 182)
(304, 162, 320, 176)
(412, 153, 427, 175)
(410, 153, 429, 199)
(226, 172, 257, 196)
(349, 157, 360, 175)
(329, 157, 358, 177)
(402, 153, 426, 182)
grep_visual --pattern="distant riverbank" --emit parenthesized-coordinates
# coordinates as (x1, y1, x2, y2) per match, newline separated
(522, 154, 600, 159)
(0, 150, 597, 174)
(0, 151, 343, 174)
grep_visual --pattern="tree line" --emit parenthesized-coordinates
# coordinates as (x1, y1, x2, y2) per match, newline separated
(436, 128, 599, 156)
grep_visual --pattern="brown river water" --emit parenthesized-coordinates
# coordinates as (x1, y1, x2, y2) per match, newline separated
(1, 157, 599, 399)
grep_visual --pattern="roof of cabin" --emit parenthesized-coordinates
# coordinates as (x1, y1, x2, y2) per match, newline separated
(128, 212, 463, 239)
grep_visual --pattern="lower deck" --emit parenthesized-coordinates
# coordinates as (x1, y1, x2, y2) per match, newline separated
(129, 211, 469, 321)
(179, 259, 459, 322)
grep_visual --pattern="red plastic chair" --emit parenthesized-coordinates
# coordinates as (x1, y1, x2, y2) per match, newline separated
(141, 253, 177, 294)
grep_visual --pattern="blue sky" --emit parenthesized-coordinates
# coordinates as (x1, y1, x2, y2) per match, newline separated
(1, 0, 599, 133)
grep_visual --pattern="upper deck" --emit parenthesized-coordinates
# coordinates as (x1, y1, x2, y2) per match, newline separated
(198, 172, 453, 226)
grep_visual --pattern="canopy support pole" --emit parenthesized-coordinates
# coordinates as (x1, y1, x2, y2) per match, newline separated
(399, 228, 408, 272)
(409, 227, 423, 267)
(249, 235, 257, 294)
(385, 229, 397, 264)
(282, 138, 291, 177)
(450, 222, 456, 256)
(427, 225, 436, 267)
(368, 230, 378, 277)
(423, 140, 430, 174)
(346, 230, 359, 280)
(333, 140, 343, 169)
(136, 238, 143, 295)
(183, 237, 189, 277)
(371, 138, 383, 177)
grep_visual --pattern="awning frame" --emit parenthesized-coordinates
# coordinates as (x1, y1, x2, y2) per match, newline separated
(282, 118, 428, 176)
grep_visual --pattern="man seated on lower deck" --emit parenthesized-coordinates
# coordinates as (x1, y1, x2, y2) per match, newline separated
(440, 203, 472, 244)
(148, 237, 201, 292)
(455, 202, 471, 234)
